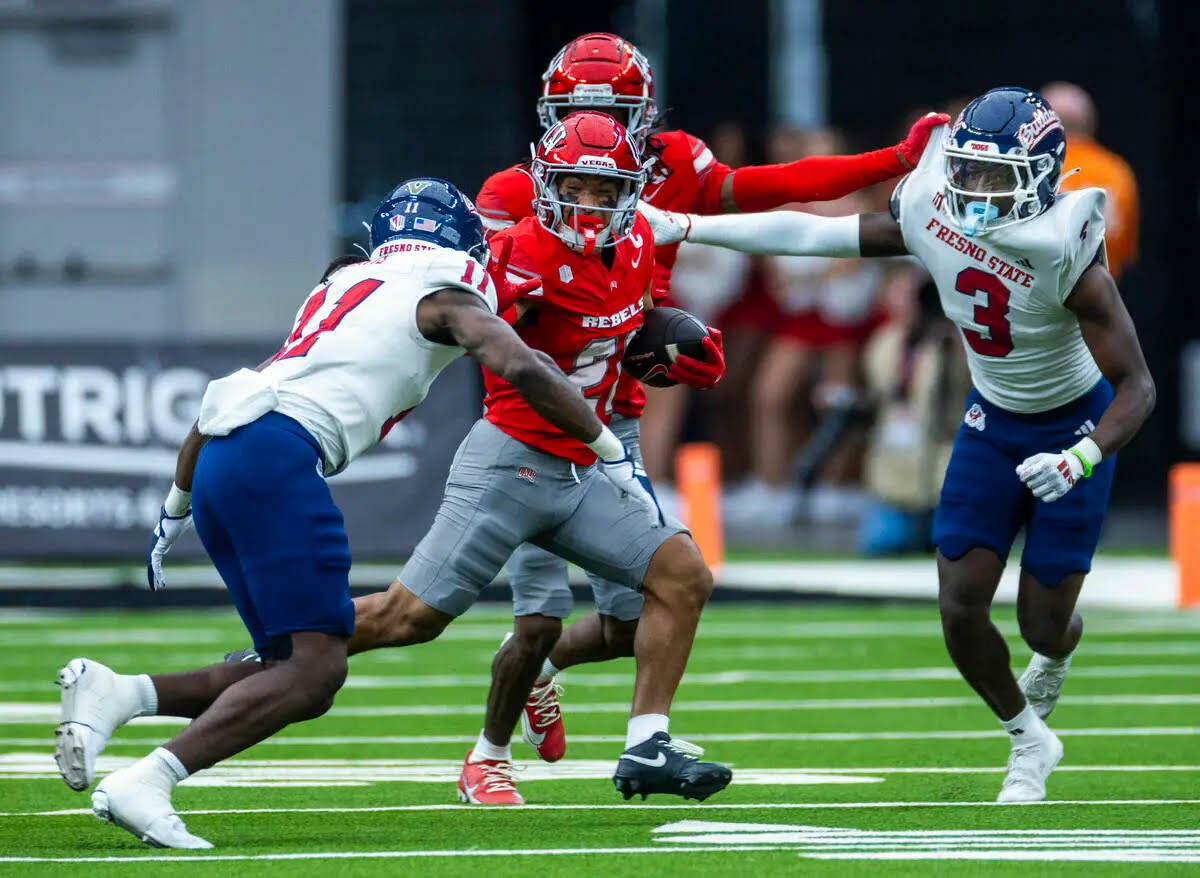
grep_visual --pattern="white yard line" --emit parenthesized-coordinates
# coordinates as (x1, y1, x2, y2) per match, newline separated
(4, 662, 1198, 694)
(5, 693, 1200, 725)
(4, 724, 1195, 749)
(5, 799, 1200, 819)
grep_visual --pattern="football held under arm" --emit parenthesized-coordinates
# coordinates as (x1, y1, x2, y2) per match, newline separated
(419, 289, 619, 456)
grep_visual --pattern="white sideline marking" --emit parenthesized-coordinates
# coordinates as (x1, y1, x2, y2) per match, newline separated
(0, 847, 785, 864)
(1086, 642, 1200, 657)
(4, 662, 1198, 695)
(5, 752, 1198, 787)
(5, 800, 1200, 819)
(653, 820, 1200, 862)
(6, 692, 1200, 724)
(806, 851, 1200, 862)
(4, 724, 1194, 749)
(0, 753, 881, 787)
(6, 663, 1197, 694)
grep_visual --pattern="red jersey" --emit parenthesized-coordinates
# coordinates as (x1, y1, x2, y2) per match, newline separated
(483, 214, 655, 464)
(477, 129, 731, 417)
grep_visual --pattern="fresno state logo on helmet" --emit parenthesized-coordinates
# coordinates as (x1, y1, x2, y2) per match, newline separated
(538, 33, 657, 143)
(1016, 105, 1064, 151)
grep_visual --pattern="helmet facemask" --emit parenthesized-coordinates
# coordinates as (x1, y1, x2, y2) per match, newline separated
(532, 160, 644, 256)
(538, 85, 657, 149)
(537, 37, 658, 150)
(943, 147, 1059, 237)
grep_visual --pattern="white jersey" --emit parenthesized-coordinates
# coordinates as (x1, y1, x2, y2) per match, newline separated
(895, 127, 1107, 414)
(197, 243, 497, 475)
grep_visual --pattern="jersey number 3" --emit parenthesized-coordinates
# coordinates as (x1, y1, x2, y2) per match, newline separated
(955, 267, 1013, 357)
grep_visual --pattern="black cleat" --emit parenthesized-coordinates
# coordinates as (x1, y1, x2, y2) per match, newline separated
(223, 648, 261, 663)
(612, 732, 732, 802)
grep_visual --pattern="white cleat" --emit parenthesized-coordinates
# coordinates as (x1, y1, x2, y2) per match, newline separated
(56, 658, 137, 791)
(996, 731, 1064, 803)
(92, 767, 212, 849)
(1018, 654, 1072, 720)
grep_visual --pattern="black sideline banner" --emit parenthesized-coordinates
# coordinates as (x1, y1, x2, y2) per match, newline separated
(0, 343, 481, 561)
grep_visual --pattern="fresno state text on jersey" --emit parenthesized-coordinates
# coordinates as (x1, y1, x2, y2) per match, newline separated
(483, 214, 655, 464)
(895, 127, 1106, 414)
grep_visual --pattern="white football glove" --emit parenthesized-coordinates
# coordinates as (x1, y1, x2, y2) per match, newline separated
(637, 200, 692, 246)
(147, 485, 193, 591)
(1016, 439, 1101, 503)
(598, 449, 665, 526)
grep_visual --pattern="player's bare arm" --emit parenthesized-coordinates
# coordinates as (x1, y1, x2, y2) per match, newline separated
(148, 352, 278, 591)
(417, 288, 606, 447)
(1065, 263, 1156, 455)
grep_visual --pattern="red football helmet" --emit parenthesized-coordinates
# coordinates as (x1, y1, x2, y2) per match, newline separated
(531, 110, 645, 255)
(537, 33, 657, 146)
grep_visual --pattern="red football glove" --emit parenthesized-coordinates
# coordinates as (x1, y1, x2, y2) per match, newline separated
(487, 237, 541, 311)
(667, 328, 725, 388)
(895, 112, 952, 169)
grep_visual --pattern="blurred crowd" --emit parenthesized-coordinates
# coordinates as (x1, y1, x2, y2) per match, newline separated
(650, 83, 1139, 554)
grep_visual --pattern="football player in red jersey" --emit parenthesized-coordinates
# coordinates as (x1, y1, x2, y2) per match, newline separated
(476, 32, 950, 766)
(350, 112, 733, 804)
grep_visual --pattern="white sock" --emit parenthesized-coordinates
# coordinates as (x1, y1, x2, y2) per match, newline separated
(1031, 651, 1072, 674)
(133, 674, 158, 716)
(142, 747, 189, 793)
(625, 713, 669, 750)
(469, 731, 511, 763)
(536, 658, 560, 685)
(1001, 702, 1050, 748)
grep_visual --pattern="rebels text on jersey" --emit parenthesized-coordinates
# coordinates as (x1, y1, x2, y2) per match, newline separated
(894, 128, 1106, 414)
(201, 245, 497, 476)
(483, 213, 655, 464)
(477, 129, 729, 416)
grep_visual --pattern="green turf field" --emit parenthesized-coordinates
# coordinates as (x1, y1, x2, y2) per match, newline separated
(1, 600, 1199, 875)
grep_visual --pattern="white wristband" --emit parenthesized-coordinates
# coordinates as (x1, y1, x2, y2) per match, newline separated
(1070, 436, 1102, 467)
(164, 483, 192, 517)
(586, 425, 625, 462)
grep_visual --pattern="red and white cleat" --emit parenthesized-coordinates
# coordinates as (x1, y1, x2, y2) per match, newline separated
(456, 750, 525, 805)
(521, 679, 566, 762)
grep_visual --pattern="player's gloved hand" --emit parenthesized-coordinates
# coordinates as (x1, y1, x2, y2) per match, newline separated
(1016, 439, 1102, 503)
(668, 328, 726, 388)
(895, 112, 952, 169)
(637, 201, 692, 246)
(487, 236, 541, 311)
(588, 426, 664, 526)
(147, 485, 193, 591)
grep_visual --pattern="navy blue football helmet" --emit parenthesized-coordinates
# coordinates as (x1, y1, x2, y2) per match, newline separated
(368, 177, 488, 263)
(943, 87, 1066, 236)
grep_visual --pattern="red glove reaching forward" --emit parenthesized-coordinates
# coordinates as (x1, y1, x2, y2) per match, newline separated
(487, 237, 541, 311)
(667, 328, 725, 388)
(728, 112, 952, 212)
(895, 112, 952, 169)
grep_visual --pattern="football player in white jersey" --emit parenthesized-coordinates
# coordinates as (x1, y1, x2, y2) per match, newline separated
(53, 178, 658, 849)
(639, 88, 1155, 803)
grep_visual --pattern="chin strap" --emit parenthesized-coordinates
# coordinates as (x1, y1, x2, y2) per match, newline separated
(1056, 166, 1082, 192)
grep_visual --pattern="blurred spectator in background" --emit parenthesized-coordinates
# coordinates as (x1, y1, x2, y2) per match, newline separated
(1041, 81, 1140, 279)
(641, 123, 753, 509)
(724, 128, 885, 529)
(857, 265, 970, 554)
